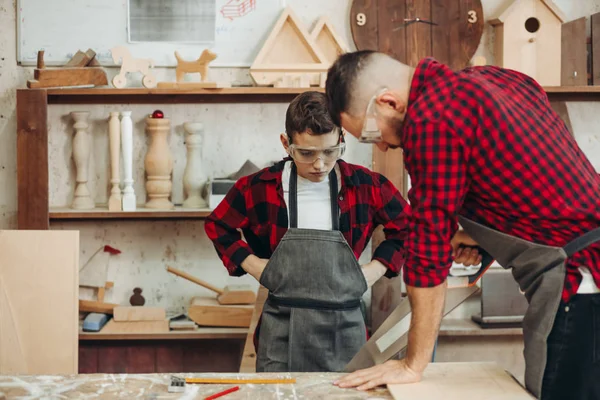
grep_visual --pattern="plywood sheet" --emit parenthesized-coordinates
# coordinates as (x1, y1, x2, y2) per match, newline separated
(388, 362, 534, 399)
(100, 319, 169, 334)
(0, 230, 79, 374)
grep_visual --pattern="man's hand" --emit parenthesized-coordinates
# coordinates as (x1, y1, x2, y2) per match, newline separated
(361, 260, 387, 287)
(333, 359, 422, 390)
(451, 230, 481, 266)
(241, 255, 269, 282)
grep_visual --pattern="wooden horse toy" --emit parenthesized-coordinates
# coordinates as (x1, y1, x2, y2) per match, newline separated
(110, 46, 157, 88)
(174, 49, 217, 82)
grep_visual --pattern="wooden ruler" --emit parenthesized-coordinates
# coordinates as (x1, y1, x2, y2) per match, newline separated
(185, 377, 296, 384)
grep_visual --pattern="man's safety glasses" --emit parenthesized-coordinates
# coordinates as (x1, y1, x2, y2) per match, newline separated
(359, 88, 388, 143)
(288, 143, 346, 164)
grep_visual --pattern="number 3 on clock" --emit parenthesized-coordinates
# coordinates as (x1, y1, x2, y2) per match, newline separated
(468, 10, 477, 23)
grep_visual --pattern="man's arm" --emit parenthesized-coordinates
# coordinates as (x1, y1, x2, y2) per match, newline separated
(204, 178, 263, 277)
(336, 121, 469, 389)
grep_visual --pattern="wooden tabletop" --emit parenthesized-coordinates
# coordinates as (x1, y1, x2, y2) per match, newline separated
(0, 363, 532, 399)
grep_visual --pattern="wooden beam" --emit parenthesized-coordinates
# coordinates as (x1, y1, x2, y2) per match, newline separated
(16, 89, 49, 230)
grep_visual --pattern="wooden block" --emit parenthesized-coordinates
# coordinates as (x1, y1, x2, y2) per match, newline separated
(100, 319, 169, 334)
(218, 285, 256, 305)
(79, 299, 117, 314)
(169, 320, 196, 330)
(592, 12, 600, 85)
(388, 362, 533, 399)
(561, 17, 587, 86)
(188, 297, 253, 328)
(27, 67, 108, 89)
(113, 306, 166, 322)
(65, 49, 96, 67)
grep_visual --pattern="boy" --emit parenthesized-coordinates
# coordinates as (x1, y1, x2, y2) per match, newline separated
(205, 91, 474, 372)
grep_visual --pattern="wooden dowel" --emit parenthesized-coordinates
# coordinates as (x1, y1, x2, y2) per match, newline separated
(37, 50, 45, 69)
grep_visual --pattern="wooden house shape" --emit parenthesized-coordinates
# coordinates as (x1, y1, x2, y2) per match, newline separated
(250, 6, 330, 87)
(490, 0, 565, 86)
(310, 16, 349, 64)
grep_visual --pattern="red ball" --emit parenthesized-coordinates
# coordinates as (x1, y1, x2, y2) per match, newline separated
(152, 110, 164, 118)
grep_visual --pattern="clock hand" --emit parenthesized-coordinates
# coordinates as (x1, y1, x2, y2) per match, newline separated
(393, 17, 437, 31)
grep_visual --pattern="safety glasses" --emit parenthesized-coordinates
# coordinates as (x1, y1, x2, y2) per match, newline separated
(359, 88, 388, 143)
(288, 143, 346, 164)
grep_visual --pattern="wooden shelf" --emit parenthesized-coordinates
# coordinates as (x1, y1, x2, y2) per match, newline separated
(49, 207, 211, 220)
(543, 85, 600, 93)
(543, 86, 600, 101)
(43, 86, 324, 104)
(438, 318, 522, 337)
(79, 327, 248, 341)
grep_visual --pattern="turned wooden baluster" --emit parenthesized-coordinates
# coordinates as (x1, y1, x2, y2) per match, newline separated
(120, 111, 136, 211)
(144, 112, 174, 209)
(183, 122, 207, 208)
(108, 112, 122, 211)
(71, 111, 94, 209)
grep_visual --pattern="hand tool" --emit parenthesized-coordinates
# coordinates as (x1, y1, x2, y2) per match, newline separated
(167, 265, 256, 305)
(204, 386, 240, 400)
(345, 248, 494, 371)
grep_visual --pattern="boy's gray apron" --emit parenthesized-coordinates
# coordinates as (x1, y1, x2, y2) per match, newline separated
(458, 215, 600, 399)
(256, 164, 368, 372)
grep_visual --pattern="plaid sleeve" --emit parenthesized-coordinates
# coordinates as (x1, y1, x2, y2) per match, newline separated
(204, 178, 254, 276)
(403, 121, 469, 287)
(371, 174, 410, 278)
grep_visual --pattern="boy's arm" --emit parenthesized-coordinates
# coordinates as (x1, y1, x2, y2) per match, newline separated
(370, 174, 411, 279)
(204, 178, 256, 277)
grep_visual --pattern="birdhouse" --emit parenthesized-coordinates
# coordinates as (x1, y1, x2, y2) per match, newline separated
(490, 0, 566, 86)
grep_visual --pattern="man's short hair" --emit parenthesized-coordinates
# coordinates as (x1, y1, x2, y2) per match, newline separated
(285, 91, 337, 143)
(325, 50, 376, 127)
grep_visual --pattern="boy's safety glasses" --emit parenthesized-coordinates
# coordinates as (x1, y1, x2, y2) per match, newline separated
(288, 143, 346, 164)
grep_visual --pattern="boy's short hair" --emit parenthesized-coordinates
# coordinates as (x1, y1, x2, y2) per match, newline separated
(285, 91, 337, 143)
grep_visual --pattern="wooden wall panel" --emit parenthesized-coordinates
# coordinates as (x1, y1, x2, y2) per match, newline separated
(591, 13, 600, 85)
(561, 17, 588, 86)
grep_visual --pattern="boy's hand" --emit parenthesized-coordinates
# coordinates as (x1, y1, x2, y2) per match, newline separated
(241, 255, 270, 282)
(361, 260, 387, 287)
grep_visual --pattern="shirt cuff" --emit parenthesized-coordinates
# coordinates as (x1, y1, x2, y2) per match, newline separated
(401, 258, 451, 287)
(228, 247, 253, 277)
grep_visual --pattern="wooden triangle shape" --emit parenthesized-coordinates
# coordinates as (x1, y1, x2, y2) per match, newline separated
(250, 6, 329, 86)
(310, 16, 349, 64)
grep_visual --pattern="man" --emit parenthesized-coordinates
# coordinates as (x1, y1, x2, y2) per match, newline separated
(325, 51, 600, 399)
(205, 91, 479, 373)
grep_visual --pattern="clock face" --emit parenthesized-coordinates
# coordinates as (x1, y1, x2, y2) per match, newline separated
(351, 0, 484, 70)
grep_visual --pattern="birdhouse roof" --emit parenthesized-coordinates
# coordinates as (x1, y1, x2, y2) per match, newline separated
(489, 0, 566, 25)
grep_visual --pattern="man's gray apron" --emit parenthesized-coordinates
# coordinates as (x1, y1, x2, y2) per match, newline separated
(458, 215, 600, 399)
(256, 164, 368, 372)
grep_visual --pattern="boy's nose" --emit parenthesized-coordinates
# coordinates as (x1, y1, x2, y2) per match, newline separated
(313, 157, 325, 170)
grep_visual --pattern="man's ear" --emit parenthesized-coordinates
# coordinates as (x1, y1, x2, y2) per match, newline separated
(280, 133, 290, 153)
(377, 91, 406, 114)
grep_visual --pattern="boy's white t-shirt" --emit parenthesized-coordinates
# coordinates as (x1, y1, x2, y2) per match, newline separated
(281, 161, 341, 230)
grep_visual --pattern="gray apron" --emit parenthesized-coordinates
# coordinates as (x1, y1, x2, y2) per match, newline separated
(256, 164, 368, 372)
(458, 215, 600, 399)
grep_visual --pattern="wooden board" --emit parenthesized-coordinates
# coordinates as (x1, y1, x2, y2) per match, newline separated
(388, 362, 533, 399)
(16, 89, 49, 230)
(561, 17, 587, 86)
(27, 67, 108, 89)
(188, 297, 253, 328)
(113, 306, 166, 322)
(592, 12, 600, 85)
(79, 300, 118, 314)
(239, 286, 268, 372)
(0, 230, 79, 374)
(310, 16, 349, 64)
(100, 319, 169, 334)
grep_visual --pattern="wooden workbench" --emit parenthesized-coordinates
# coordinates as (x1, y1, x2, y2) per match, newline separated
(0, 363, 533, 399)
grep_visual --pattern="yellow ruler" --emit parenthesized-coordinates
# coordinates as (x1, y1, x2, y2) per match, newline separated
(185, 377, 296, 384)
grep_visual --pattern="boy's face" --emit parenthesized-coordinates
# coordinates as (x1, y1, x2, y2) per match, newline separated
(280, 130, 341, 183)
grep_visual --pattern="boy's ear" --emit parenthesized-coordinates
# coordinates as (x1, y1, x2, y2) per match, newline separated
(280, 133, 290, 152)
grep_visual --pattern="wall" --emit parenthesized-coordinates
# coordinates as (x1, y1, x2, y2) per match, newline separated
(1, 0, 600, 316)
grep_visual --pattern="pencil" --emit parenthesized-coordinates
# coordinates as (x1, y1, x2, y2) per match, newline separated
(204, 386, 239, 400)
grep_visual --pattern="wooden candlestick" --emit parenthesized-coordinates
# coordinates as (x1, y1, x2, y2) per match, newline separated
(70, 111, 94, 209)
(108, 112, 122, 211)
(183, 122, 207, 209)
(144, 116, 174, 209)
(120, 111, 136, 211)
